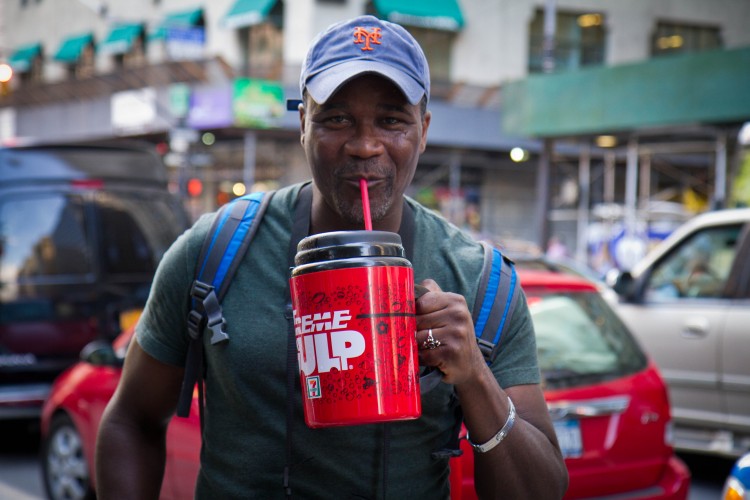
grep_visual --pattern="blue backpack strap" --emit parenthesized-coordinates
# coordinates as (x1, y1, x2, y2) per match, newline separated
(430, 242, 520, 460)
(472, 241, 520, 363)
(177, 191, 275, 419)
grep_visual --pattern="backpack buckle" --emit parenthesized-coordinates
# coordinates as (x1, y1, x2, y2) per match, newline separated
(190, 280, 229, 345)
(477, 338, 494, 363)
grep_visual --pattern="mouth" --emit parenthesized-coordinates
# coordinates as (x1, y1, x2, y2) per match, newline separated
(343, 176, 385, 188)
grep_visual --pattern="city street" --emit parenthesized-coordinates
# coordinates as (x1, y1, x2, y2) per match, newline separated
(0, 420, 732, 499)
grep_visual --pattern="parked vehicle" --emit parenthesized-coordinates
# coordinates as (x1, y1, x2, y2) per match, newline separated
(722, 451, 750, 500)
(40, 269, 689, 500)
(610, 208, 750, 458)
(510, 253, 619, 303)
(0, 141, 189, 420)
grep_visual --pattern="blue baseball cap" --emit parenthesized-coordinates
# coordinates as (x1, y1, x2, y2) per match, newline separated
(300, 15, 430, 105)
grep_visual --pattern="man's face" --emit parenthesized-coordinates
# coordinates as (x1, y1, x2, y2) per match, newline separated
(300, 74, 430, 228)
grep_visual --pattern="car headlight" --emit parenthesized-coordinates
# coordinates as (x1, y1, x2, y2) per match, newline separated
(723, 477, 747, 500)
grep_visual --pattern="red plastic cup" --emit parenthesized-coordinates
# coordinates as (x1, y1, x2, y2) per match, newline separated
(289, 231, 421, 428)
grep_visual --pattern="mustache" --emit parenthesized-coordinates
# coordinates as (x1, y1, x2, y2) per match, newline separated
(333, 161, 391, 180)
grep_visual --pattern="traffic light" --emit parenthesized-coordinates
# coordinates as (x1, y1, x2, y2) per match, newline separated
(187, 178, 203, 197)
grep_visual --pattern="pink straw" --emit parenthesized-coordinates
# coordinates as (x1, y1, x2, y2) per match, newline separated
(359, 178, 373, 231)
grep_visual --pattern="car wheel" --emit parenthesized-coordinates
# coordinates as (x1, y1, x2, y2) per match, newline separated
(41, 413, 95, 500)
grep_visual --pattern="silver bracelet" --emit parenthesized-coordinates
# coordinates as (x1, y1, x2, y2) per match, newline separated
(467, 396, 516, 453)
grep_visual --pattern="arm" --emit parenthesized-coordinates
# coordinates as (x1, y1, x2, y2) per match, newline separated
(95, 338, 185, 500)
(416, 279, 568, 500)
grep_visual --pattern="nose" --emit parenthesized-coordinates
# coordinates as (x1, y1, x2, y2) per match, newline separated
(344, 122, 385, 159)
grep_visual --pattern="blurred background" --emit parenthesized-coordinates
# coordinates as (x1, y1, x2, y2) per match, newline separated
(1, 0, 749, 275)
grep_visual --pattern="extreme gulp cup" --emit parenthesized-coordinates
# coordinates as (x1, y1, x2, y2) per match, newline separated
(289, 230, 421, 428)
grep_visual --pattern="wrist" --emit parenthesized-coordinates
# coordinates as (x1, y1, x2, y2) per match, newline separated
(467, 396, 516, 453)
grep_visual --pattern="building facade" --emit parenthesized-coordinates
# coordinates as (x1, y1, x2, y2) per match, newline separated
(2, 0, 749, 269)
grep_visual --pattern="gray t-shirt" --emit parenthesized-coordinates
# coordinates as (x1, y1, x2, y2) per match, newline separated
(137, 182, 540, 499)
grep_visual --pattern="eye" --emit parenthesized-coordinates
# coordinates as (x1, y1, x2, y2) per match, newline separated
(315, 113, 350, 128)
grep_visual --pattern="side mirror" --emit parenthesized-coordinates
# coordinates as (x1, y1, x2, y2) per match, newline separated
(79, 340, 124, 367)
(609, 270, 636, 300)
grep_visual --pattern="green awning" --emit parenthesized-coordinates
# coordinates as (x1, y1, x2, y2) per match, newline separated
(223, 0, 277, 29)
(501, 46, 750, 137)
(9, 43, 42, 72)
(99, 23, 144, 54)
(374, 0, 464, 31)
(54, 33, 94, 63)
(151, 7, 204, 40)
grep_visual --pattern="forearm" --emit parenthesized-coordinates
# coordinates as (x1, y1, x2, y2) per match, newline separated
(457, 368, 568, 499)
(95, 410, 168, 500)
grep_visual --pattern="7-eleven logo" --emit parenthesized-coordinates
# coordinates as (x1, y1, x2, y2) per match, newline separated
(306, 376, 322, 399)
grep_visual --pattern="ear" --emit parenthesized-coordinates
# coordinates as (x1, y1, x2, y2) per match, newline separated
(299, 103, 306, 146)
(419, 111, 431, 154)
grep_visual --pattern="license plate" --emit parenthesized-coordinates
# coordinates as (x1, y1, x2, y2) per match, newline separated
(554, 419, 582, 458)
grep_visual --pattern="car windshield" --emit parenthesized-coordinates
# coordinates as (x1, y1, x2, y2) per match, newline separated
(527, 288, 647, 390)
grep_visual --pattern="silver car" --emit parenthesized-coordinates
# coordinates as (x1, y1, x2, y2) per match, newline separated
(612, 208, 750, 458)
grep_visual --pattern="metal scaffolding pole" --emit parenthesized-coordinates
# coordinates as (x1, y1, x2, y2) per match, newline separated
(576, 144, 590, 263)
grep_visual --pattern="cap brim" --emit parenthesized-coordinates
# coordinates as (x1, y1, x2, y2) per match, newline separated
(305, 60, 425, 105)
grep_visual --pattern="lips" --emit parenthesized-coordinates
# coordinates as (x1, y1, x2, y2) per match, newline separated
(342, 176, 384, 190)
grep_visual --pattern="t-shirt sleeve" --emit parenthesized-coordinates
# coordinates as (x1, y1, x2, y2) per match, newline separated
(135, 214, 212, 367)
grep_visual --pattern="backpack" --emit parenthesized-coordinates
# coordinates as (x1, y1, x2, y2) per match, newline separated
(177, 189, 521, 450)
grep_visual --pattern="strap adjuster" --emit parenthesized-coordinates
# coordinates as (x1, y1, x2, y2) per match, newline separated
(477, 338, 494, 362)
(189, 280, 229, 345)
(187, 310, 204, 340)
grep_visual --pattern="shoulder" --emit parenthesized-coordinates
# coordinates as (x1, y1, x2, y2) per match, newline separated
(406, 197, 486, 303)
(266, 182, 305, 216)
(407, 197, 484, 259)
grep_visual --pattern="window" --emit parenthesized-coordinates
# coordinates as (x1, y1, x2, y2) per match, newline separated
(529, 290, 646, 389)
(363, 2, 455, 87)
(237, 1, 284, 79)
(0, 194, 92, 295)
(645, 224, 741, 300)
(528, 9, 606, 73)
(95, 192, 187, 277)
(64, 42, 96, 80)
(651, 22, 721, 57)
(406, 27, 453, 86)
(118, 34, 146, 69)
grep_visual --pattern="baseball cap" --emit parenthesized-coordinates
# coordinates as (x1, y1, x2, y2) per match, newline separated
(300, 15, 430, 105)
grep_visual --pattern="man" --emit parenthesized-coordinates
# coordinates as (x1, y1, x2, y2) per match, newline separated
(96, 15, 568, 499)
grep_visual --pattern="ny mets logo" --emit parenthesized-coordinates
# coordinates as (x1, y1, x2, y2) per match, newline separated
(353, 26, 382, 51)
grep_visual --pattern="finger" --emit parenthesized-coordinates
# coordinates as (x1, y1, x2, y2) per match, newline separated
(418, 279, 442, 293)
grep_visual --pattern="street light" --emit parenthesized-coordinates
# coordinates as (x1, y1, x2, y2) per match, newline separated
(0, 63, 13, 96)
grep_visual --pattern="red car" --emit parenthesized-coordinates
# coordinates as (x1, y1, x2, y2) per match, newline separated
(40, 269, 690, 500)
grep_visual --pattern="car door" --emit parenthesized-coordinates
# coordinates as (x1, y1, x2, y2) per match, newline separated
(721, 226, 750, 435)
(615, 222, 743, 432)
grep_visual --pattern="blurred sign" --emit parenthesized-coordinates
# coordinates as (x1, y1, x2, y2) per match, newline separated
(0, 108, 16, 143)
(166, 26, 205, 61)
(169, 83, 191, 119)
(232, 78, 284, 128)
(111, 88, 157, 134)
(188, 85, 233, 129)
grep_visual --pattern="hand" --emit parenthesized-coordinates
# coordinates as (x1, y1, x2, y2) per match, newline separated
(415, 279, 487, 387)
